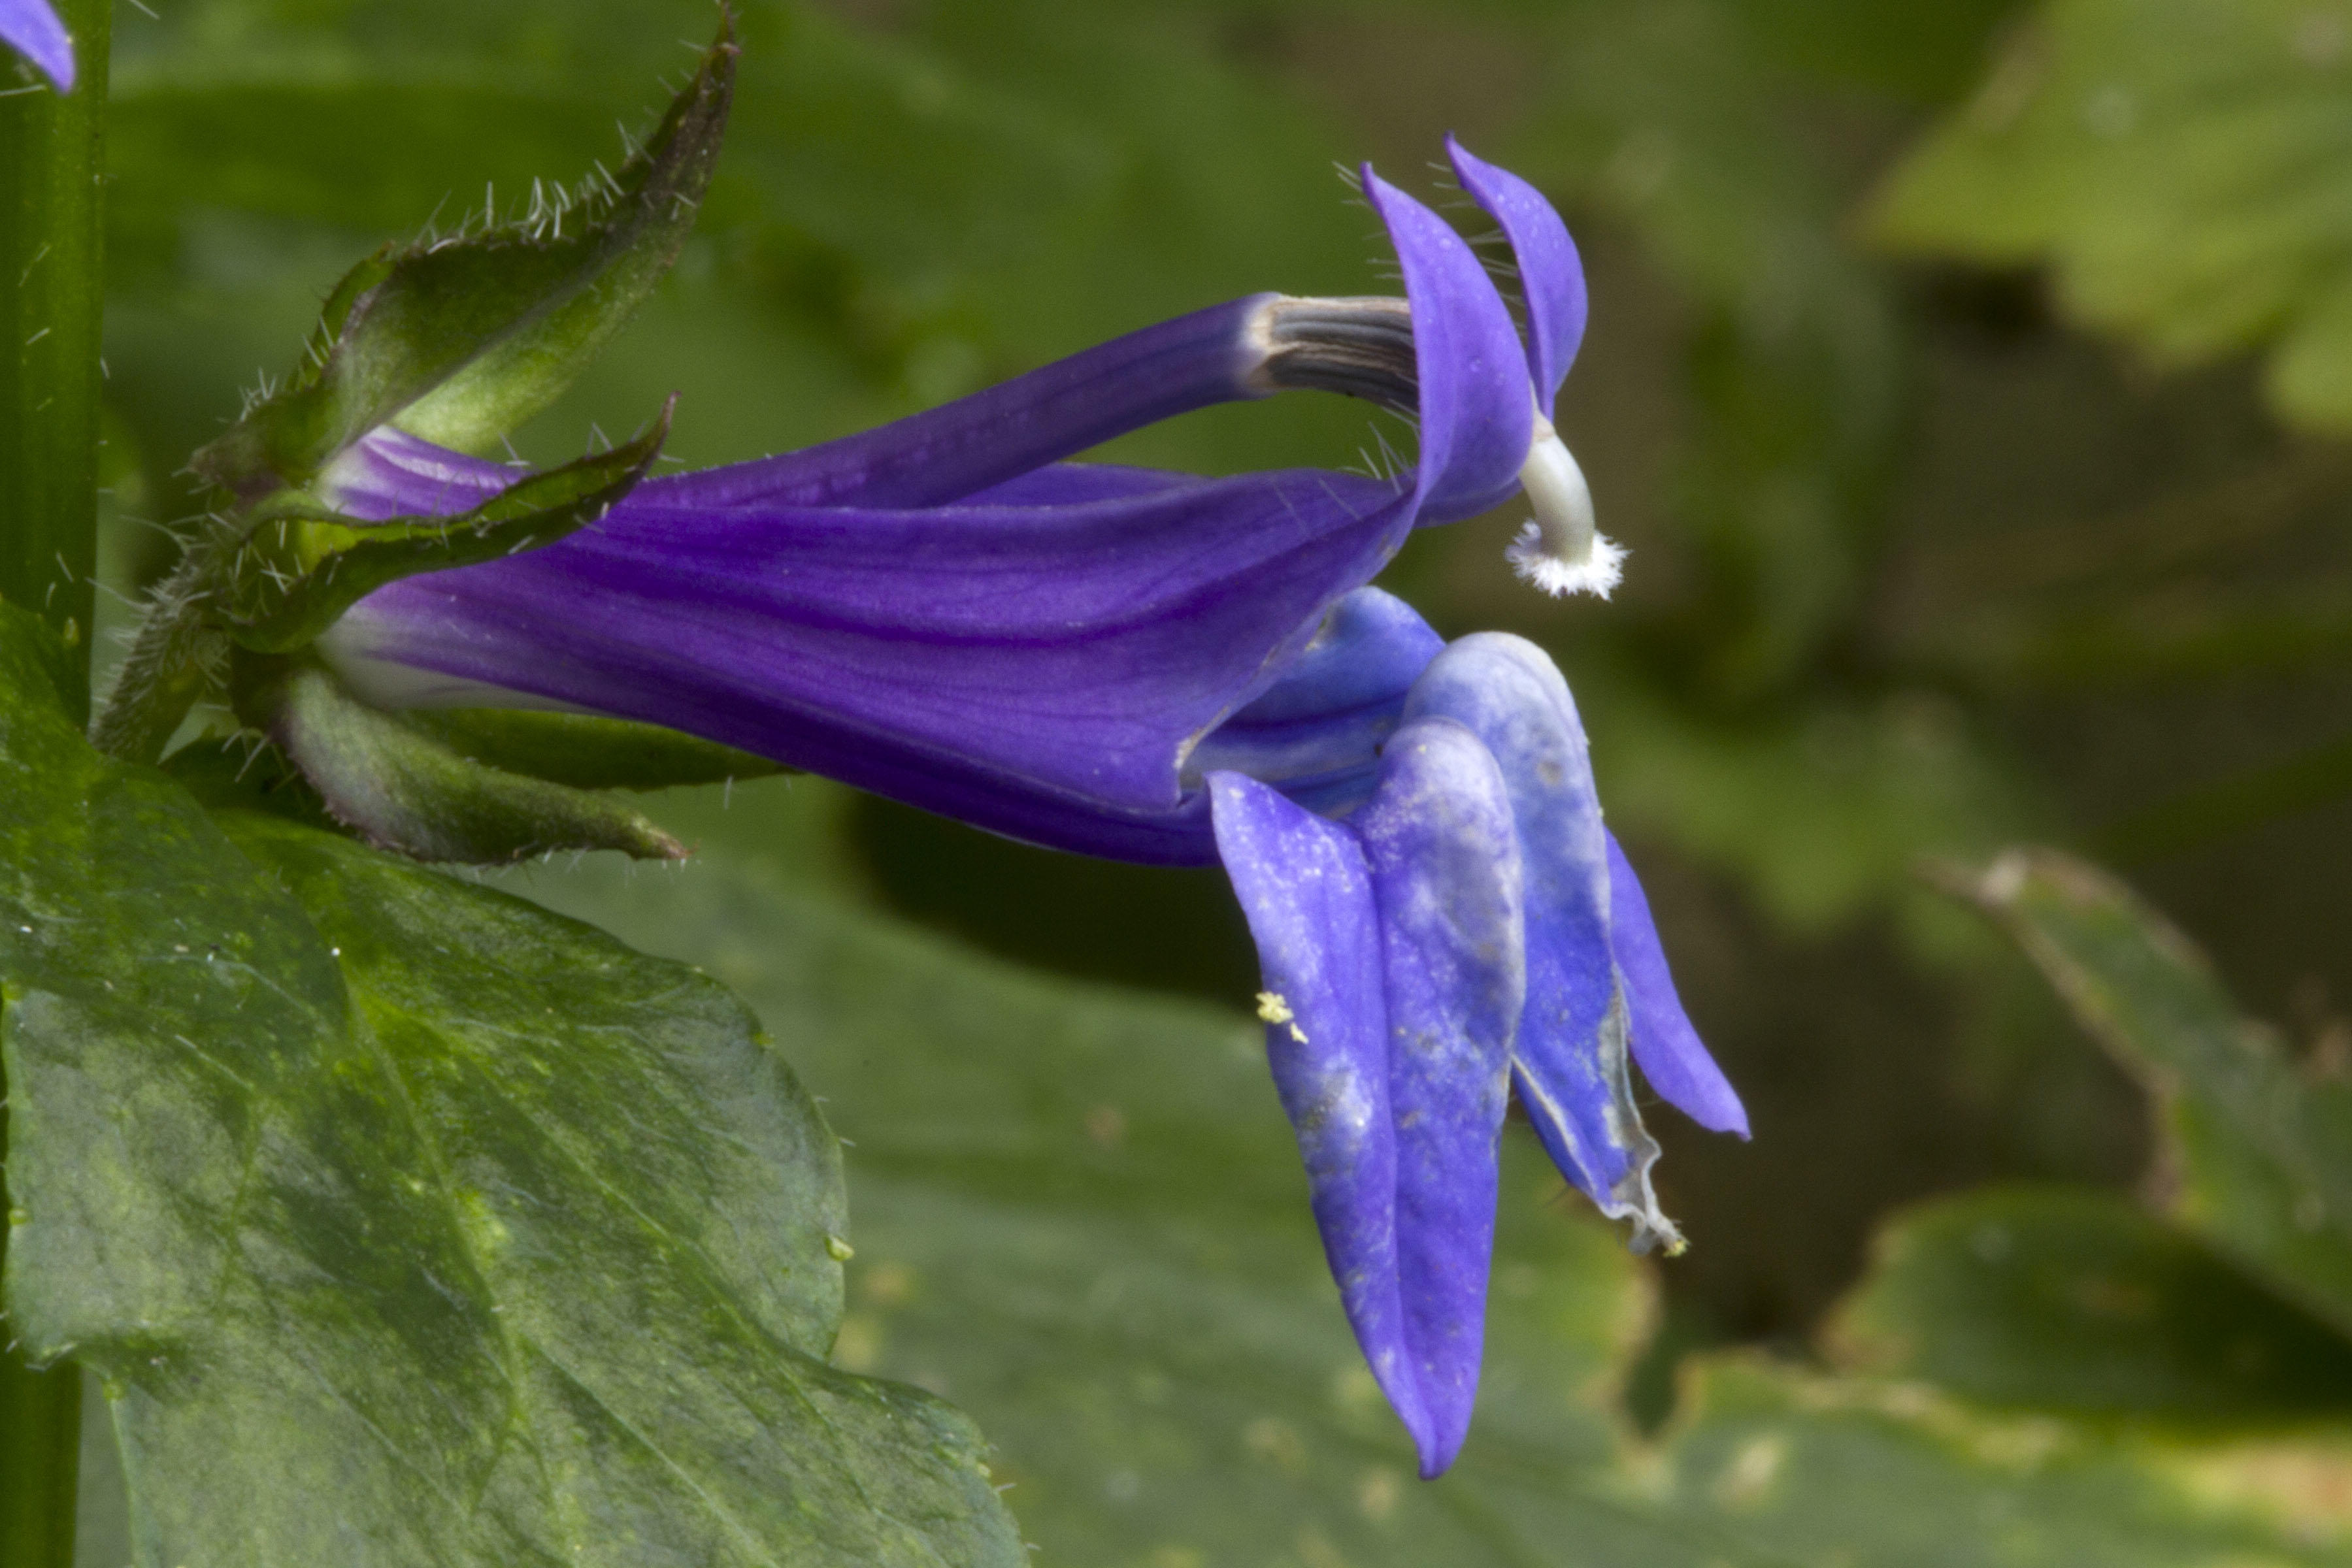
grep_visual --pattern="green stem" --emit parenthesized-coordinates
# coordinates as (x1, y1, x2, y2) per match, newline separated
(0, 0, 108, 720)
(0, 1262, 84, 1568)
(1, 5, 109, 1566)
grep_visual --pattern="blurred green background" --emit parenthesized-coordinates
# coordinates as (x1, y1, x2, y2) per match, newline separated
(69, 0, 2352, 1559)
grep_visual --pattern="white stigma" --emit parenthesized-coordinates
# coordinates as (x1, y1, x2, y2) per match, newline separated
(1508, 410, 1623, 598)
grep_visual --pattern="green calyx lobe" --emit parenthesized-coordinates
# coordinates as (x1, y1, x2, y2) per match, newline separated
(95, 22, 735, 779)
(222, 399, 672, 655)
(92, 401, 672, 772)
(191, 12, 735, 492)
(101, 397, 763, 857)
(399, 710, 783, 792)
(230, 653, 689, 864)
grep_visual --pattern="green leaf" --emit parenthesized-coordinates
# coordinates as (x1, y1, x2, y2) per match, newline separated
(1830, 1184, 2352, 1425)
(157, 730, 341, 834)
(189, 15, 733, 487)
(221, 399, 670, 655)
(1952, 848, 2352, 1338)
(1651, 1357, 2352, 1565)
(518, 845, 2352, 1566)
(0, 602, 1025, 1565)
(1869, 0, 2352, 431)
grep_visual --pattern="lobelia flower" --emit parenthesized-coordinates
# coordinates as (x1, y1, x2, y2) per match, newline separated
(310, 141, 1626, 860)
(1, 0, 73, 90)
(300, 139, 1738, 1475)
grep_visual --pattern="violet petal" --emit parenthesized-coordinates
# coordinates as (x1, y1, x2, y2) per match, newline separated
(1207, 772, 1427, 1450)
(1446, 137, 1586, 416)
(1406, 634, 1675, 1245)
(321, 429, 515, 523)
(336, 170, 1532, 532)
(1606, 831, 1749, 1137)
(329, 165, 1538, 862)
(1353, 715, 1524, 1476)
(321, 431, 1199, 526)
(1187, 587, 1443, 817)
(633, 298, 1270, 511)
(1361, 170, 1534, 526)
(2, 0, 72, 90)
(327, 467, 1412, 864)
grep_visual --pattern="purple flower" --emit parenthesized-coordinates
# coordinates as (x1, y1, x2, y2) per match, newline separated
(307, 139, 1735, 1475)
(2, 0, 73, 90)
(318, 142, 1622, 860)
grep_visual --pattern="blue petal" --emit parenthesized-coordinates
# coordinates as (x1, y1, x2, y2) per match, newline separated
(323, 431, 1200, 525)
(322, 293, 1262, 518)
(327, 466, 1414, 864)
(2, 0, 73, 90)
(1207, 772, 1427, 1450)
(610, 298, 1272, 511)
(1210, 587, 1442, 727)
(1187, 587, 1442, 816)
(1446, 138, 1586, 417)
(956, 463, 1197, 506)
(1361, 169, 1535, 525)
(1607, 832, 1749, 1137)
(1352, 715, 1524, 1476)
(322, 429, 514, 521)
(323, 293, 1267, 522)
(1402, 634, 1675, 1248)
(1212, 716, 1523, 1478)
(334, 164, 1537, 532)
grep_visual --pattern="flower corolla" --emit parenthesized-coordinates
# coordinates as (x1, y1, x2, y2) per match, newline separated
(299, 139, 1734, 1476)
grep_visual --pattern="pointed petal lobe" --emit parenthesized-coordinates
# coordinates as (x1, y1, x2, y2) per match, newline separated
(1352, 715, 1524, 1475)
(1361, 171, 1534, 524)
(1446, 137, 1586, 415)
(1403, 634, 1674, 1247)
(1210, 772, 1428, 1450)
(1606, 832, 1749, 1137)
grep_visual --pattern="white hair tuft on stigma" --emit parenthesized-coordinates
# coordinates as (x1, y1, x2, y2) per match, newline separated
(1507, 521, 1625, 597)
(1509, 409, 1624, 598)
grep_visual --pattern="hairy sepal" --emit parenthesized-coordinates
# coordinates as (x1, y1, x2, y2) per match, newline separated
(400, 709, 785, 791)
(233, 653, 687, 864)
(222, 400, 671, 655)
